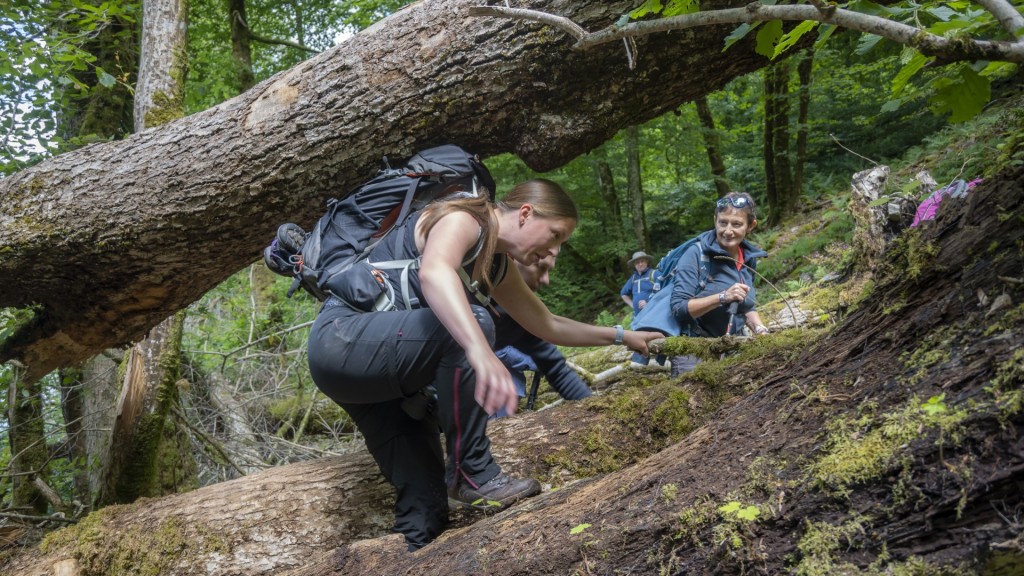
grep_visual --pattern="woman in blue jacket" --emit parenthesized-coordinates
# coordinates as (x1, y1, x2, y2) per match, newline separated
(669, 192, 769, 370)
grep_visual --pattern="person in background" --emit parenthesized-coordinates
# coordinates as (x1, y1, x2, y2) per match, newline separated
(620, 250, 656, 314)
(620, 250, 663, 367)
(669, 191, 769, 373)
(307, 179, 661, 550)
(492, 255, 592, 418)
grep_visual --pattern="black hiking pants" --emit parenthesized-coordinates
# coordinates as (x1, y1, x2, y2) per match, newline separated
(307, 299, 501, 549)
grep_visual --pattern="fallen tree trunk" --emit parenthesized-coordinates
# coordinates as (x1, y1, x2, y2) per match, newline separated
(3, 381, 696, 575)
(0, 0, 772, 382)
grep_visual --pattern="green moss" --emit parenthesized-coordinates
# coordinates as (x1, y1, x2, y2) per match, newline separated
(983, 302, 1024, 337)
(900, 326, 955, 384)
(982, 550, 1024, 576)
(793, 516, 973, 575)
(882, 228, 940, 282)
(267, 393, 351, 434)
(794, 516, 868, 575)
(987, 347, 1024, 422)
(672, 497, 719, 547)
(808, 395, 968, 496)
(541, 384, 693, 478)
(41, 507, 229, 575)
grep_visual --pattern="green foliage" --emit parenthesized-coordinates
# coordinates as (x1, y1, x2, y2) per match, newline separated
(718, 500, 761, 521)
(570, 522, 592, 535)
(809, 396, 968, 496)
(0, 0, 140, 174)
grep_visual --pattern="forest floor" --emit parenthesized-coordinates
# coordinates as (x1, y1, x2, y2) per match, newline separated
(375, 164, 1024, 575)
(3, 151, 1022, 576)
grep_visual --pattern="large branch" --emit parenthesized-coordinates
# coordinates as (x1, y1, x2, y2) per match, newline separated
(0, 0, 773, 381)
(471, 2, 1024, 63)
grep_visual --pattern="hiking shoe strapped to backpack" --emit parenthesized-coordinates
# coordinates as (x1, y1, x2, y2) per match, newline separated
(263, 223, 308, 275)
(448, 472, 541, 509)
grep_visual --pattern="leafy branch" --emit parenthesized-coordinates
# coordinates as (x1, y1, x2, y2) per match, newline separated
(470, 2, 1022, 121)
(469, 3, 1024, 63)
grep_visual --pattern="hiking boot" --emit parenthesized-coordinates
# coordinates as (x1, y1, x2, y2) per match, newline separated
(448, 473, 540, 509)
(276, 223, 307, 255)
(263, 243, 295, 276)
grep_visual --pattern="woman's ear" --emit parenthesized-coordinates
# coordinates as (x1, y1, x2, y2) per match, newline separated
(749, 219, 757, 231)
(519, 204, 533, 225)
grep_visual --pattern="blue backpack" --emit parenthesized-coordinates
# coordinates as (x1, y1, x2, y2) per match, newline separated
(632, 237, 711, 337)
(652, 236, 706, 293)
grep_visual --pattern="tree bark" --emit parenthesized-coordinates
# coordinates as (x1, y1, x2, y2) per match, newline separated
(6, 364, 49, 514)
(97, 0, 194, 506)
(624, 125, 648, 252)
(58, 367, 90, 509)
(229, 0, 256, 92)
(0, 0, 772, 382)
(794, 48, 813, 200)
(764, 59, 795, 224)
(694, 95, 730, 197)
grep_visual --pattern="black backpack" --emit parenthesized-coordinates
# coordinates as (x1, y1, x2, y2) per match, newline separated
(263, 144, 496, 301)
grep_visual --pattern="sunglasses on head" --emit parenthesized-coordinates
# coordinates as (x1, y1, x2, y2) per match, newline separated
(716, 196, 753, 210)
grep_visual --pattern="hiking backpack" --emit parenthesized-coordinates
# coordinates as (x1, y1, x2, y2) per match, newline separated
(263, 144, 496, 303)
(651, 236, 704, 293)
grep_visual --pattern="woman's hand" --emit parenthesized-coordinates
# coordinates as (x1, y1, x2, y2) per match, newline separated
(624, 330, 663, 356)
(467, 346, 519, 415)
(722, 282, 750, 303)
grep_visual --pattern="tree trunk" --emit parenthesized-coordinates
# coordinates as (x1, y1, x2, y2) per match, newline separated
(694, 95, 730, 197)
(229, 0, 256, 92)
(591, 155, 623, 246)
(56, 7, 138, 143)
(764, 59, 795, 224)
(762, 65, 778, 216)
(97, 0, 193, 506)
(624, 125, 648, 251)
(794, 48, 814, 199)
(0, 0, 773, 383)
(58, 367, 91, 509)
(80, 353, 122, 507)
(6, 364, 49, 515)
(98, 312, 188, 504)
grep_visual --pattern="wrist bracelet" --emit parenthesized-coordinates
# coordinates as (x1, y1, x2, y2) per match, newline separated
(614, 325, 624, 345)
(718, 292, 727, 306)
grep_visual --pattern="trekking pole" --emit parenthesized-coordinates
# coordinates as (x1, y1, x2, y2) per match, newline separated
(725, 301, 740, 336)
(713, 255, 798, 330)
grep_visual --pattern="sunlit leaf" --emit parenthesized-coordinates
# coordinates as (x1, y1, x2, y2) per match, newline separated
(664, 0, 699, 16)
(925, 6, 956, 21)
(774, 20, 817, 58)
(980, 61, 1018, 79)
(736, 506, 761, 521)
(97, 67, 116, 88)
(921, 394, 948, 415)
(755, 20, 783, 59)
(891, 51, 928, 96)
(719, 501, 742, 514)
(856, 33, 883, 55)
(814, 23, 838, 49)
(570, 523, 591, 535)
(630, 0, 663, 19)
